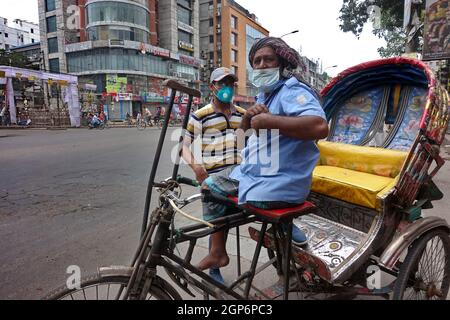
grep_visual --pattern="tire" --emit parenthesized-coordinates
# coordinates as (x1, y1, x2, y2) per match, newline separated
(44, 273, 182, 300)
(393, 229, 450, 300)
(137, 120, 146, 131)
(98, 123, 105, 130)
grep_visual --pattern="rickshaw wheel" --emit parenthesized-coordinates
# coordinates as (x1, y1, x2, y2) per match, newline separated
(43, 274, 181, 300)
(393, 229, 450, 300)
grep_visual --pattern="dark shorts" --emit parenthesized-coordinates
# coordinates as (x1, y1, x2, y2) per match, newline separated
(202, 165, 301, 221)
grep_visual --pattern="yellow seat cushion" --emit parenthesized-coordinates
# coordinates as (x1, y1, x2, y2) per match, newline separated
(312, 166, 395, 209)
(318, 141, 408, 178)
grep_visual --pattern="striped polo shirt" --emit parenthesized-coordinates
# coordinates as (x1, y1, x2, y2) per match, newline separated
(186, 103, 246, 173)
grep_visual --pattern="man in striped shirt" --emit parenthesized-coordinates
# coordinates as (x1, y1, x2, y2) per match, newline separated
(182, 67, 245, 283)
(183, 67, 245, 180)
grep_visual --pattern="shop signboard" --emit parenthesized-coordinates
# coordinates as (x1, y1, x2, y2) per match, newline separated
(178, 41, 194, 53)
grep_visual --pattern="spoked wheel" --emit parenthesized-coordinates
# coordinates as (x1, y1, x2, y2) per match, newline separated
(393, 229, 450, 300)
(137, 120, 146, 131)
(44, 274, 181, 300)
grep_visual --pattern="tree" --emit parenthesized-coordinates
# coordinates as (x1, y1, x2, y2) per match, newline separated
(338, 0, 426, 57)
(0, 49, 38, 70)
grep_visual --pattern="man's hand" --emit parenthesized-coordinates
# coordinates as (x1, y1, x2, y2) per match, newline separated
(193, 165, 209, 184)
(251, 113, 272, 132)
(241, 104, 269, 131)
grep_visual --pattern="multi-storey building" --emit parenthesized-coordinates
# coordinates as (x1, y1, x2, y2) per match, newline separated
(199, 0, 269, 106)
(38, 0, 204, 120)
(301, 56, 329, 92)
(0, 17, 40, 50)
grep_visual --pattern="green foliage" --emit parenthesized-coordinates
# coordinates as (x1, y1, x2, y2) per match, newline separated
(0, 49, 38, 70)
(339, 0, 425, 57)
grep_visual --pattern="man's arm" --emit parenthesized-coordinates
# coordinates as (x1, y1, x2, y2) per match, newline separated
(182, 135, 209, 183)
(251, 113, 329, 141)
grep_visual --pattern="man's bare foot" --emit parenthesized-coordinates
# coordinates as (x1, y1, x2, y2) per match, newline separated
(196, 253, 230, 271)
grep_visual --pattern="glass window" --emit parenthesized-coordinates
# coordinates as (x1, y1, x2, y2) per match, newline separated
(46, 16, 57, 33)
(177, 6, 192, 25)
(178, 30, 192, 44)
(232, 49, 237, 62)
(209, 18, 214, 27)
(48, 37, 58, 53)
(45, 0, 56, 12)
(49, 58, 59, 73)
(86, 2, 149, 29)
(231, 15, 238, 29)
(231, 33, 237, 46)
(209, 35, 214, 43)
(177, 0, 191, 9)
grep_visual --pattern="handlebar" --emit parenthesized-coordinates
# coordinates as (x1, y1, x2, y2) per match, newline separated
(176, 176, 201, 188)
(163, 80, 201, 98)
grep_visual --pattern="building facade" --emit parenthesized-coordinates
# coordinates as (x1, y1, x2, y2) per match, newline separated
(39, 0, 204, 120)
(199, 0, 269, 106)
(0, 17, 40, 50)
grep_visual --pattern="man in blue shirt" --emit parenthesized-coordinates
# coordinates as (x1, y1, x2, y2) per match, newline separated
(197, 37, 329, 271)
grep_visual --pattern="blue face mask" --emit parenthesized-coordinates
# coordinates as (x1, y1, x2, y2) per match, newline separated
(251, 67, 280, 92)
(214, 85, 234, 103)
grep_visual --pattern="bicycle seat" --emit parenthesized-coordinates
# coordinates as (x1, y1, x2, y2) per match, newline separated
(227, 196, 317, 222)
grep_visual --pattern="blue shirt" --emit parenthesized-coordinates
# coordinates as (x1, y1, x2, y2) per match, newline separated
(230, 77, 326, 205)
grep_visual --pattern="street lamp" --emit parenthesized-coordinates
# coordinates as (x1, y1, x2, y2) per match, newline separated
(280, 30, 299, 38)
(324, 65, 338, 72)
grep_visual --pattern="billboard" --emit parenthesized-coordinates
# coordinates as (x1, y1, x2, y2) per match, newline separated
(106, 75, 128, 94)
(423, 0, 450, 60)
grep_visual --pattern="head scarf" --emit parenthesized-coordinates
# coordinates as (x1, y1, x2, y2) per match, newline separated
(248, 37, 313, 91)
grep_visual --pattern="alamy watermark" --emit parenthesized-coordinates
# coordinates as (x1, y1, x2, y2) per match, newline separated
(66, 265, 81, 290)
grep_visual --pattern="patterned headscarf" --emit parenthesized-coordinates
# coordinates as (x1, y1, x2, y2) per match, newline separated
(249, 37, 311, 89)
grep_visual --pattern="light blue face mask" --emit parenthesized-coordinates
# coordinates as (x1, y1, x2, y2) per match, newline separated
(251, 67, 280, 92)
(214, 85, 234, 103)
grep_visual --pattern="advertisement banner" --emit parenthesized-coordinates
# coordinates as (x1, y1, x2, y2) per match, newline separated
(106, 75, 128, 94)
(423, 0, 450, 60)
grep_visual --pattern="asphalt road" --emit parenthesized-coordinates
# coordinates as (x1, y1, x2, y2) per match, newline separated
(0, 128, 449, 300)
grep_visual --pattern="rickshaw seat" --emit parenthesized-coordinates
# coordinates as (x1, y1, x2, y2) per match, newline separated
(312, 141, 408, 210)
(227, 196, 317, 222)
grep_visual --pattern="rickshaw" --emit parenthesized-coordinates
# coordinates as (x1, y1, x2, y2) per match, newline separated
(45, 57, 450, 300)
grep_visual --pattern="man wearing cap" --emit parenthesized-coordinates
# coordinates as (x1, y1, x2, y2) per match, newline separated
(182, 67, 245, 283)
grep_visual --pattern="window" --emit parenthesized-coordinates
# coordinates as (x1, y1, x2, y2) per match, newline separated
(86, 2, 150, 28)
(49, 58, 59, 73)
(45, 0, 56, 12)
(31, 29, 34, 34)
(46, 16, 57, 33)
(177, 6, 192, 25)
(32, 39, 35, 43)
(209, 35, 214, 43)
(231, 15, 238, 29)
(177, 0, 191, 9)
(232, 66, 238, 76)
(209, 52, 214, 59)
(4, 33, 8, 38)
(48, 37, 58, 53)
(178, 30, 192, 44)
(209, 19, 214, 27)
(231, 33, 237, 46)
(232, 49, 237, 63)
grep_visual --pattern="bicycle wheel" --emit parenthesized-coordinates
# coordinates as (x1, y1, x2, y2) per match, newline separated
(137, 120, 146, 131)
(98, 123, 105, 130)
(44, 273, 182, 300)
(393, 229, 450, 300)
